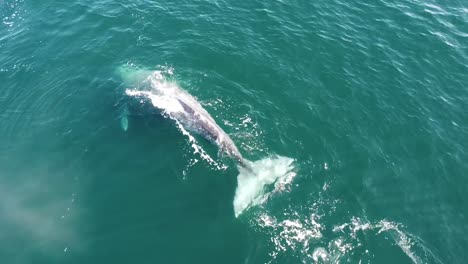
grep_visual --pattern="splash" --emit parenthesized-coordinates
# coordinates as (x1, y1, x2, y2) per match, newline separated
(234, 156, 295, 217)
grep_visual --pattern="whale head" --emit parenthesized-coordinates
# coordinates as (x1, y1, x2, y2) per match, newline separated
(116, 65, 153, 86)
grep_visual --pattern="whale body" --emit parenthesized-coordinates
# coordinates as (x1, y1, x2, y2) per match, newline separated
(122, 68, 296, 217)
(125, 71, 248, 168)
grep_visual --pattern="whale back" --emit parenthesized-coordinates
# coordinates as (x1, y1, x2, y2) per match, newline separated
(175, 98, 246, 165)
(124, 70, 247, 167)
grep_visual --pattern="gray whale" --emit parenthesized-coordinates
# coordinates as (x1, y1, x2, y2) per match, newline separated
(125, 71, 248, 168)
(122, 69, 295, 217)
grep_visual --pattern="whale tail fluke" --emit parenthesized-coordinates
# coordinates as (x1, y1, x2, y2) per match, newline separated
(234, 156, 295, 217)
(235, 157, 254, 172)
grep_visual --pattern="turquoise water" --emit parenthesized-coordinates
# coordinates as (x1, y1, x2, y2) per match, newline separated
(1, 0, 467, 263)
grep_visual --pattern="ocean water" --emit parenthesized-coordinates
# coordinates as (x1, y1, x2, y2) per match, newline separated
(1, 0, 467, 263)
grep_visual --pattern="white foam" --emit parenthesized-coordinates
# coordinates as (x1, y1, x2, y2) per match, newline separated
(234, 156, 295, 217)
(249, 176, 441, 264)
(256, 212, 324, 262)
(312, 247, 328, 262)
(331, 217, 442, 264)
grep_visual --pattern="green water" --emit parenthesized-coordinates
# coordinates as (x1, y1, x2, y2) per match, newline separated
(1, 0, 467, 263)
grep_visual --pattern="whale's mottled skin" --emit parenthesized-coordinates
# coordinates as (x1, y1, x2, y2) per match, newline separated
(126, 72, 248, 168)
(173, 91, 248, 167)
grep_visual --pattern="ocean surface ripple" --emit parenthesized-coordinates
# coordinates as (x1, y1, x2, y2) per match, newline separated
(1, 0, 467, 263)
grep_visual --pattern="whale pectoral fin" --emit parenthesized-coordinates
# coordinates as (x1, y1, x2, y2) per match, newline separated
(120, 105, 129, 132)
(120, 115, 129, 131)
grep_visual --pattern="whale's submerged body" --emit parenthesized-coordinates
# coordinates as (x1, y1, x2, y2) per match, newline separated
(125, 71, 248, 167)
